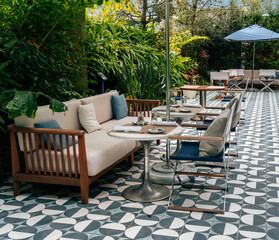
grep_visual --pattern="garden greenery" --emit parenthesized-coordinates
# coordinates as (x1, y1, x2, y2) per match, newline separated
(0, 0, 278, 185)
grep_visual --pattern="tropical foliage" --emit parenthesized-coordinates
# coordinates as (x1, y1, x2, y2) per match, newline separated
(86, 16, 200, 99)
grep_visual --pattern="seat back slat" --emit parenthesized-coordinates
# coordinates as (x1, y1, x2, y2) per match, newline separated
(34, 134, 41, 175)
(28, 133, 35, 174)
(52, 134, 60, 177)
(22, 133, 29, 174)
(72, 135, 78, 178)
(46, 134, 53, 176)
(40, 134, 47, 175)
(66, 136, 72, 178)
(59, 135, 66, 177)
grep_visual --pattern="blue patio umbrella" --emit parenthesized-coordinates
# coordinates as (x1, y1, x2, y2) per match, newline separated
(224, 24, 279, 89)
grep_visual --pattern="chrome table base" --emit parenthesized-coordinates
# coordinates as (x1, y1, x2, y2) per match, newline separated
(122, 140, 170, 202)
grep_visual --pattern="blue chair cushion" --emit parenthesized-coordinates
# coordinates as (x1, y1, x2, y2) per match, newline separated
(170, 141, 224, 162)
(197, 119, 213, 131)
(174, 96, 182, 100)
(111, 94, 128, 120)
(34, 120, 76, 151)
(222, 96, 245, 102)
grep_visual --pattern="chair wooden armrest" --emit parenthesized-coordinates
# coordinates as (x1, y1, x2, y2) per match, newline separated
(126, 99, 160, 117)
(205, 106, 225, 110)
(221, 90, 244, 93)
(181, 123, 210, 128)
(196, 113, 220, 116)
(169, 135, 224, 141)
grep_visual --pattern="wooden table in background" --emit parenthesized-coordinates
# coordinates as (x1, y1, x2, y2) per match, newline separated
(180, 85, 225, 107)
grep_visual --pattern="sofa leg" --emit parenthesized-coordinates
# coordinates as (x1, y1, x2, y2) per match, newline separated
(129, 153, 134, 166)
(13, 180, 21, 196)
(80, 184, 89, 204)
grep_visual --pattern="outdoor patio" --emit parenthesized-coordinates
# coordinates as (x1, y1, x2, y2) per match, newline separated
(0, 90, 278, 240)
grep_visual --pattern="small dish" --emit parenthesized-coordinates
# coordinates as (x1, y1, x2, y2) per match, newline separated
(171, 104, 180, 108)
(180, 108, 192, 113)
(148, 128, 165, 134)
(132, 121, 148, 126)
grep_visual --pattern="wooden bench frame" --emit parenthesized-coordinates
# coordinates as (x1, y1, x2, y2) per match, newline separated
(8, 99, 160, 204)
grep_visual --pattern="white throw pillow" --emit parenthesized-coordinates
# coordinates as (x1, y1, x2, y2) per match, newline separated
(78, 103, 102, 133)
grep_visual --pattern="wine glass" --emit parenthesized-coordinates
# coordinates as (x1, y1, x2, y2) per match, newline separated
(151, 111, 158, 127)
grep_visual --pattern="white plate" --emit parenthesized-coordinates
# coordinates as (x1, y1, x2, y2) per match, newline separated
(132, 121, 148, 126)
(148, 128, 165, 134)
(180, 108, 192, 113)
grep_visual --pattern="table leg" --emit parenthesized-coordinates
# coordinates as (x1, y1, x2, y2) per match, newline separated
(122, 140, 170, 202)
(191, 91, 205, 121)
(200, 91, 206, 107)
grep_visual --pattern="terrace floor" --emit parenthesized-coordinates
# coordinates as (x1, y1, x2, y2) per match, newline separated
(0, 91, 279, 240)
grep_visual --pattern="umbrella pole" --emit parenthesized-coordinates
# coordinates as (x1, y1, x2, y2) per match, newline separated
(252, 41, 255, 89)
(165, 0, 170, 122)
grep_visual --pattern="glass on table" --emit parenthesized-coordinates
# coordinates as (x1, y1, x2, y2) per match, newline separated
(182, 95, 187, 106)
(137, 113, 145, 126)
(151, 111, 158, 127)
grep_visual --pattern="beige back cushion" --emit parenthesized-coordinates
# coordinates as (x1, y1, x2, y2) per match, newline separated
(81, 90, 119, 124)
(14, 99, 82, 151)
(199, 109, 230, 158)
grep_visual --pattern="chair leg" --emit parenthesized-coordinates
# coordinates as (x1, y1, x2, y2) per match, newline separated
(168, 205, 224, 214)
(168, 169, 227, 214)
(195, 162, 235, 169)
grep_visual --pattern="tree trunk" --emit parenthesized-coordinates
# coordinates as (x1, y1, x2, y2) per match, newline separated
(141, 0, 148, 30)
(68, 9, 88, 90)
(191, 0, 198, 34)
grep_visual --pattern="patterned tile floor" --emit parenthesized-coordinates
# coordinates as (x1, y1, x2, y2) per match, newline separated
(1, 91, 279, 240)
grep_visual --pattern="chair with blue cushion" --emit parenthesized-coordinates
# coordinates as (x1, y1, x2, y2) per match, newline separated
(167, 100, 237, 214)
(220, 74, 249, 103)
(195, 93, 244, 159)
(259, 69, 276, 92)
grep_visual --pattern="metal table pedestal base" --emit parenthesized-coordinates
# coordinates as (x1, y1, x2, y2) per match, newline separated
(122, 181, 170, 202)
(122, 140, 170, 202)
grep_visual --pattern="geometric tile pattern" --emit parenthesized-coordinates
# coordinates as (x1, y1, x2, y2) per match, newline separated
(0, 91, 278, 239)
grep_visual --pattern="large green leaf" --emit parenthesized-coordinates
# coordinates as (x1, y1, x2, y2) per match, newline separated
(5, 91, 39, 119)
(49, 98, 68, 113)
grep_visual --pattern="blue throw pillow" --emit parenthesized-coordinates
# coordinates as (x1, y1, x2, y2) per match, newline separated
(34, 120, 75, 151)
(111, 94, 128, 120)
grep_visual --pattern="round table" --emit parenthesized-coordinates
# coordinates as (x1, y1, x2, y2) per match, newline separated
(180, 85, 225, 107)
(107, 126, 183, 202)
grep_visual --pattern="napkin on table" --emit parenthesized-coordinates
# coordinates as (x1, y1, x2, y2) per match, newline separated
(114, 126, 142, 132)
(152, 106, 176, 112)
(152, 121, 178, 126)
(182, 104, 202, 108)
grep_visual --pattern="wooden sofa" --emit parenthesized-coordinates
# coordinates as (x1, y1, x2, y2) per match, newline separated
(8, 90, 160, 204)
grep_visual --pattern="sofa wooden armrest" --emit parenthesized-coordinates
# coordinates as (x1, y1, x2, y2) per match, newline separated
(126, 99, 160, 117)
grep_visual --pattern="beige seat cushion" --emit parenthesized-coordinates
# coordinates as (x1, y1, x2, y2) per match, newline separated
(27, 130, 136, 176)
(199, 109, 230, 158)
